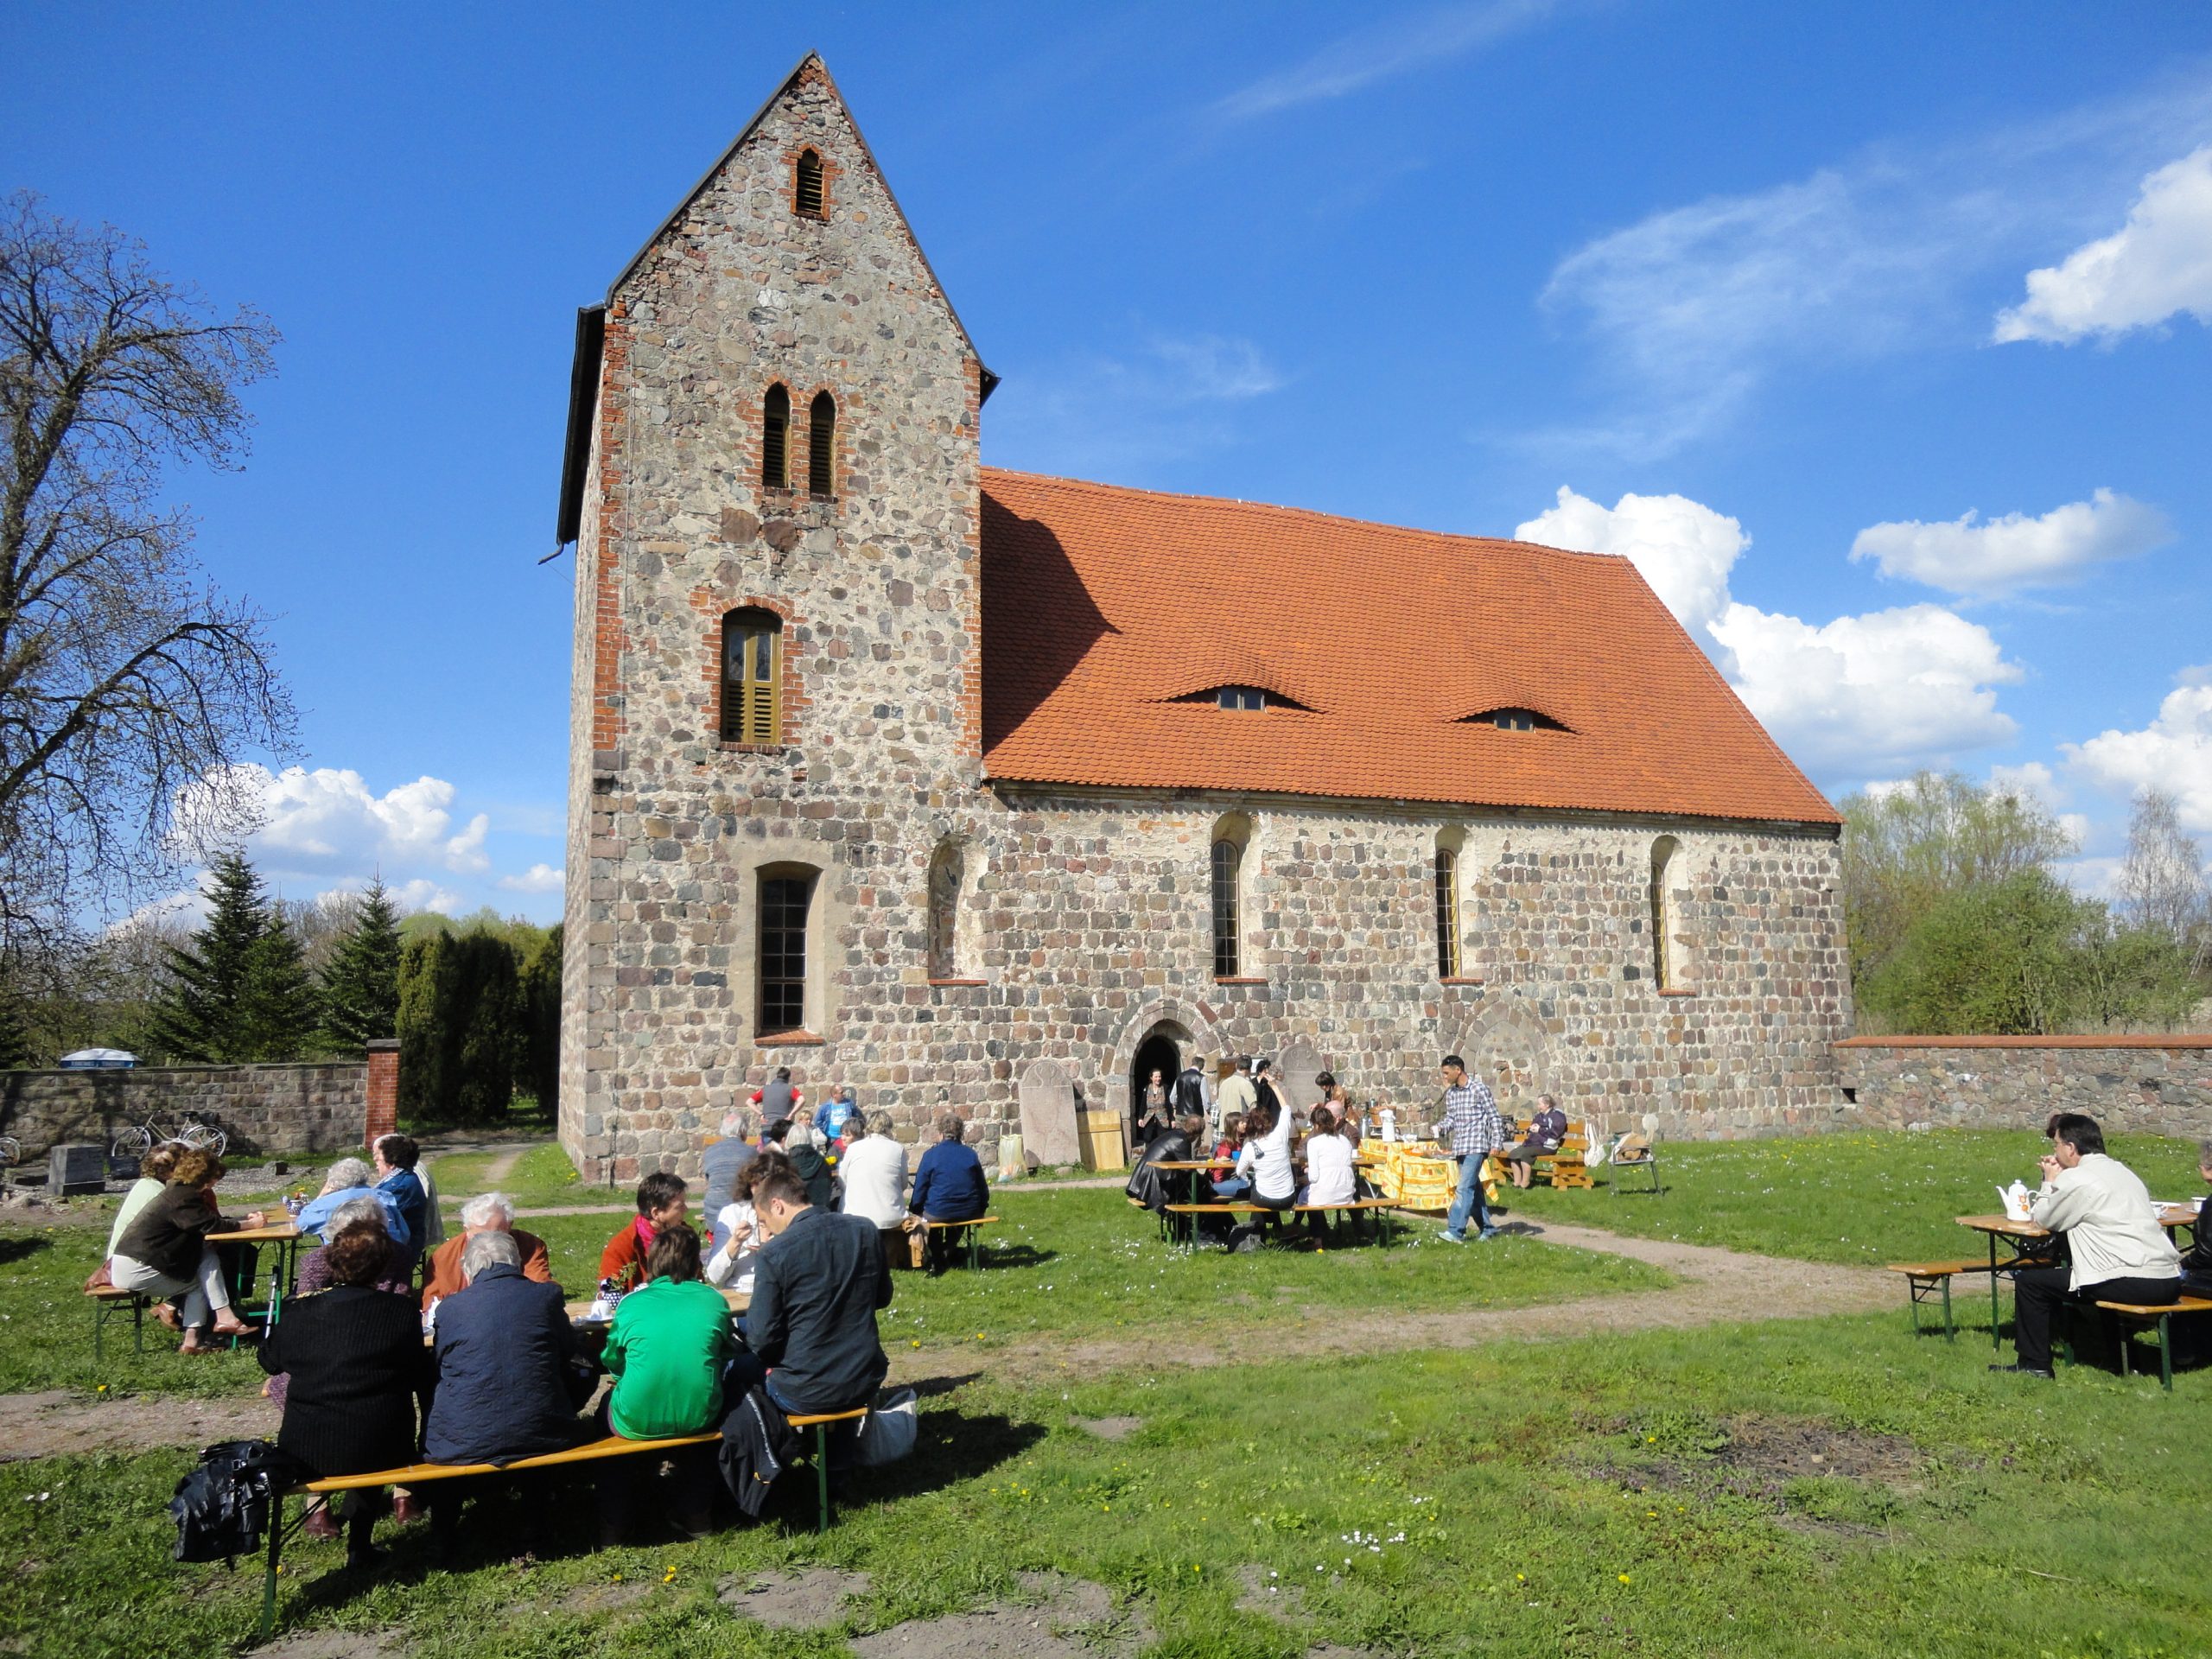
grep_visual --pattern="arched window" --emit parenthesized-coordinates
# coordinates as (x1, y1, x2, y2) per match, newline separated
(1649, 836, 1682, 991)
(794, 148, 826, 219)
(762, 385, 790, 489)
(759, 868, 815, 1034)
(1435, 844, 1461, 978)
(1211, 840, 1241, 977)
(807, 391, 836, 497)
(721, 608, 781, 744)
(927, 840, 964, 980)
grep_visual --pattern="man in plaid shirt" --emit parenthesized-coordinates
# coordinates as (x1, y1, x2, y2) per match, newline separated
(1434, 1053, 1504, 1243)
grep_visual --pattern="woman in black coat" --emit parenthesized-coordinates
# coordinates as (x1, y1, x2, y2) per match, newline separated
(257, 1222, 429, 1568)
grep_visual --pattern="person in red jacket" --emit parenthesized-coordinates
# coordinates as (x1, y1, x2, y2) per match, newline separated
(597, 1171, 690, 1290)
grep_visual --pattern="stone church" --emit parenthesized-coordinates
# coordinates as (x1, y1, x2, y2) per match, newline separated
(554, 54, 1851, 1182)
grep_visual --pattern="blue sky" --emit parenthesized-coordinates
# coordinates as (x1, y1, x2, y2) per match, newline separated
(7, 2, 2211, 921)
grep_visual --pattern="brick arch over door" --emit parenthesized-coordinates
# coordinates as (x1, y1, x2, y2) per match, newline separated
(1103, 997, 1225, 1123)
(1441, 997, 1557, 1113)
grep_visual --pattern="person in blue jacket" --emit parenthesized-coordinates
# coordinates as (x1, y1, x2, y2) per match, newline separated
(372, 1133, 430, 1251)
(297, 1157, 412, 1252)
(907, 1112, 989, 1275)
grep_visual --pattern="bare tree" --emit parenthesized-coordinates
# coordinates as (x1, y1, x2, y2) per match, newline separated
(0, 192, 294, 950)
(2118, 788, 2209, 971)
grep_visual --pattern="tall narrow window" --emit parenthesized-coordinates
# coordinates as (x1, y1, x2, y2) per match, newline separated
(807, 391, 836, 497)
(927, 841, 963, 980)
(1211, 838, 1242, 978)
(794, 149, 826, 218)
(762, 385, 790, 488)
(759, 872, 813, 1033)
(1435, 846, 1461, 978)
(1649, 836, 1681, 991)
(721, 608, 782, 744)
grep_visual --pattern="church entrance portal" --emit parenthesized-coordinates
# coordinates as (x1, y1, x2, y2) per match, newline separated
(1129, 1027, 1185, 1152)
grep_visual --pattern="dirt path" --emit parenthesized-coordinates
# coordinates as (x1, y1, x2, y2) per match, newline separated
(0, 1221, 1895, 1462)
(0, 1388, 277, 1462)
(884, 1219, 1899, 1389)
(480, 1145, 527, 1185)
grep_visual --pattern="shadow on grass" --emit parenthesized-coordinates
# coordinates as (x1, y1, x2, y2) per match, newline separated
(977, 1245, 1056, 1269)
(271, 1404, 1048, 1630)
(0, 1236, 52, 1266)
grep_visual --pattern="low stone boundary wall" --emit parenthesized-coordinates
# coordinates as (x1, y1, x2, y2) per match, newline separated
(0, 1060, 371, 1161)
(1834, 1035, 2212, 1140)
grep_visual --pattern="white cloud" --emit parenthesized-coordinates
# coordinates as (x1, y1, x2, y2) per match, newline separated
(1848, 488, 2172, 598)
(1515, 486, 1746, 642)
(1141, 334, 1282, 400)
(196, 765, 493, 876)
(1994, 146, 2212, 343)
(1536, 83, 2212, 456)
(1711, 601, 2021, 778)
(391, 878, 462, 915)
(1210, 0, 1560, 123)
(1521, 485, 2024, 778)
(499, 863, 565, 894)
(2063, 664, 2212, 832)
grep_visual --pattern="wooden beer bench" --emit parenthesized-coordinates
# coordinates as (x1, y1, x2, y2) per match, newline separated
(1881, 1259, 1999, 1340)
(260, 1407, 870, 1635)
(2078, 1295, 2212, 1393)
(921, 1214, 997, 1268)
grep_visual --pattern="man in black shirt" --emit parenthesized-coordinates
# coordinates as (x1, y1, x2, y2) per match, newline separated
(742, 1159, 892, 1417)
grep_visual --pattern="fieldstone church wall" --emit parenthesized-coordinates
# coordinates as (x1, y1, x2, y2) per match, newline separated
(1835, 1036, 2212, 1140)
(557, 58, 1855, 1184)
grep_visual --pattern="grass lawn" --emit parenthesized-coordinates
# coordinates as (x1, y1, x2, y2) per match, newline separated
(0, 1188, 1671, 1400)
(0, 1305, 2204, 1657)
(1501, 1128, 2209, 1267)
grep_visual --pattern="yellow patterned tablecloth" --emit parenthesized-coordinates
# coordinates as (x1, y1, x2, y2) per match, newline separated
(1360, 1140, 1499, 1210)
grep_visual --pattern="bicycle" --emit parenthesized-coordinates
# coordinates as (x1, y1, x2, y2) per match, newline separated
(111, 1114, 227, 1162)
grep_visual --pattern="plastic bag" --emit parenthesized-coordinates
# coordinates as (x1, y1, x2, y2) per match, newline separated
(853, 1388, 918, 1466)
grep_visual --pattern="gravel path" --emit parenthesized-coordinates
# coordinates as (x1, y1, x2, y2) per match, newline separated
(0, 1219, 1897, 1462)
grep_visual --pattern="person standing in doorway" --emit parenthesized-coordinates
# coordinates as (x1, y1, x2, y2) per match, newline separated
(1433, 1055, 1504, 1244)
(1136, 1068, 1172, 1150)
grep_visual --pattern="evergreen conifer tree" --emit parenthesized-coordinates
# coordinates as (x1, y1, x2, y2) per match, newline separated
(518, 925, 562, 1114)
(318, 877, 404, 1050)
(149, 850, 270, 1062)
(241, 906, 320, 1059)
(0, 972, 31, 1069)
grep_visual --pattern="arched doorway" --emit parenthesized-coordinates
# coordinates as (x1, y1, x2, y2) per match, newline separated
(1128, 1025, 1186, 1151)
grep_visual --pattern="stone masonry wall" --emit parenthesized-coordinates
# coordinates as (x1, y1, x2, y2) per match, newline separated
(558, 59, 1854, 1184)
(1835, 1036, 2212, 1140)
(562, 59, 990, 1180)
(0, 1061, 370, 1161)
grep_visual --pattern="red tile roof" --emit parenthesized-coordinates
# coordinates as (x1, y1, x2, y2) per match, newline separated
(977, 470, 1840, 826)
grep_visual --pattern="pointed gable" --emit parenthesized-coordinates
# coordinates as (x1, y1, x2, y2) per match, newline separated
(601, 52, 990, 383)
(977, 470, 1839, 826)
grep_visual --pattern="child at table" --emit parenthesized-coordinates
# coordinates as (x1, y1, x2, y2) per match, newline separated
(1209, 1114, 1249, 1200)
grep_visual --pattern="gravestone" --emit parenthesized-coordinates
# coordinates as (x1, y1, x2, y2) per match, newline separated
(1277, 1039, 1325, 1116)
(1018, 1058, 1082, 1167)
(48, 1143, 106, 1196)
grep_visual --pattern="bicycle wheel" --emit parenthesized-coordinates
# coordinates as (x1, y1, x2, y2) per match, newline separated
(181, 1122, 224, 1154)
(112, 1124, 153, 1160)
(0, 1136, 19, 1169)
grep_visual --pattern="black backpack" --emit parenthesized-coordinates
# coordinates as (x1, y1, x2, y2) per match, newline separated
(168, 1440, 311, 1563)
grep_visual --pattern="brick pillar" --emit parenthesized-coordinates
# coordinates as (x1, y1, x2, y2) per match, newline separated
(365, 1039, 399, 1148)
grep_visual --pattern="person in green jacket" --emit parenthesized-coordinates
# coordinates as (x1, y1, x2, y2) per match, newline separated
(596, 1223, 732, 1541)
